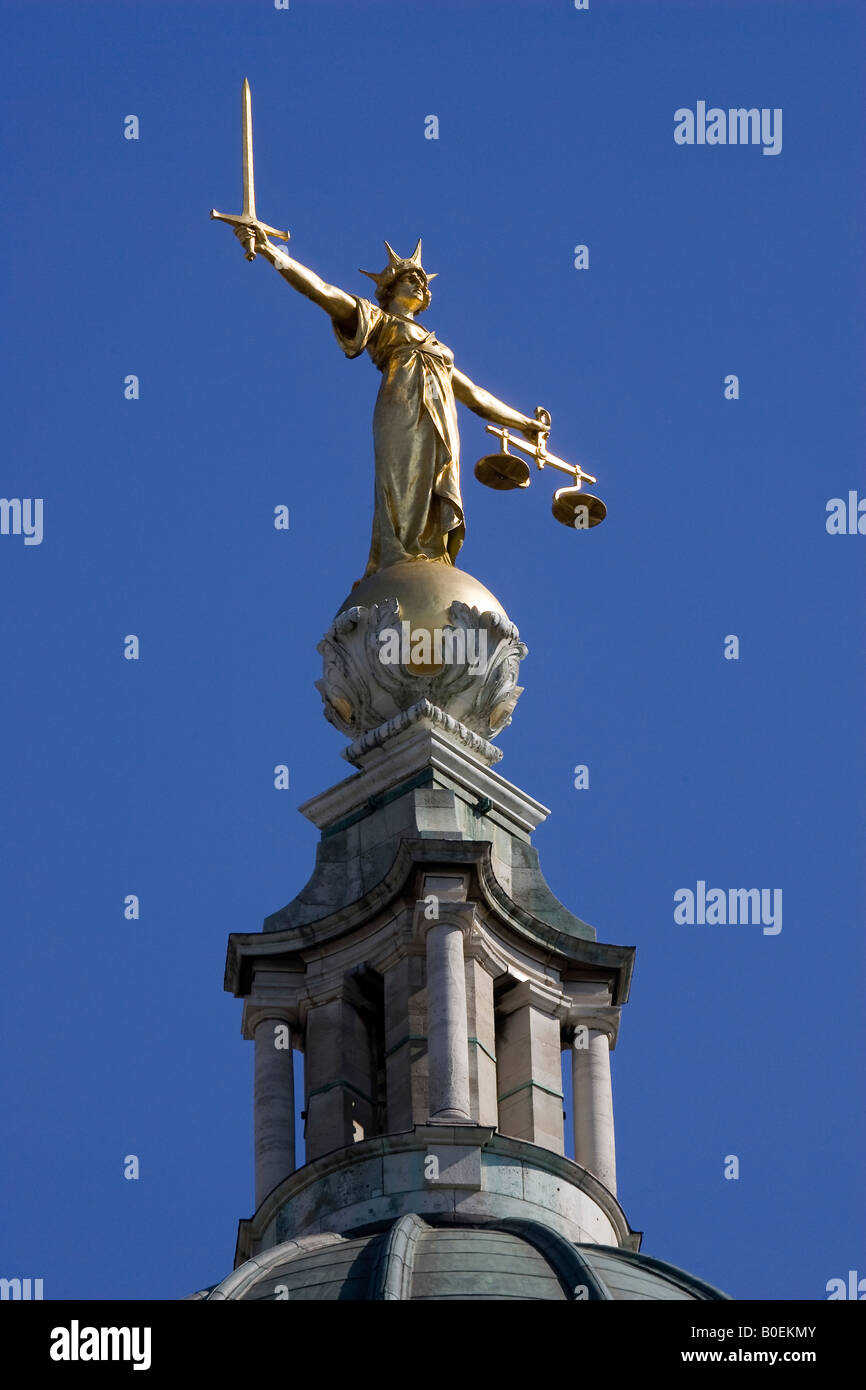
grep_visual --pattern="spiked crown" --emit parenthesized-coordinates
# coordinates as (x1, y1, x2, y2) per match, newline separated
(359, 238, 437, 307)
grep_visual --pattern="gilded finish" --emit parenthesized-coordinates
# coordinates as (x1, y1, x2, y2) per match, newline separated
(209, 80, 290, 258)
(476, 415, 607, 528)
(211, 81, 604, 571)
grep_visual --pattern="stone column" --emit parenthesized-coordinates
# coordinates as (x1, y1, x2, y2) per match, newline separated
(423, 906, 474, 1122)
(252, 1016, 295, 1207)
(570, 1011, 619, 1195)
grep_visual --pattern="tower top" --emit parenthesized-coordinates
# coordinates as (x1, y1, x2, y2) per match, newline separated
(196, 80, 728, 1303)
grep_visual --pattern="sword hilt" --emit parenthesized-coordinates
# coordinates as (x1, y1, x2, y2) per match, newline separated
(210, 209, 291, 262)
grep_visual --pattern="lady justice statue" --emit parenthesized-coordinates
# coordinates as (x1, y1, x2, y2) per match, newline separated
(238, 227, 547, 579)
(211, 81, 602, 747)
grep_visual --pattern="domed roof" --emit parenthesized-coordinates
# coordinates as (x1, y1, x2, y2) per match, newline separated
(191, 1215, 729, 1301)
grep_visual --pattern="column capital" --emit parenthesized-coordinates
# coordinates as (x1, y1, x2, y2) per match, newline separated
(565, 1005, 622, 1049)
(412, 899, 476, 943)
(243, 1000, 299, 1041)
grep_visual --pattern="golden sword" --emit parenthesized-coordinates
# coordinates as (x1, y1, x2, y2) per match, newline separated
(210, 79, 290, 260)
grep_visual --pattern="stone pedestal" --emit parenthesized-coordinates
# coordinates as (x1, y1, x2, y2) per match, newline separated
(193, 558, 740, 1301)
(225, 587, 636, 1260)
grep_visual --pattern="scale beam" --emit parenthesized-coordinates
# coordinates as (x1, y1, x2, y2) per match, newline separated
(474, 408, 606, 528)
(483, 424, 597, 486)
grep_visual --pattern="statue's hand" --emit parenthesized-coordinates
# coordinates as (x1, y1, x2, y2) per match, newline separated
(233, 222, 273, 258)
(520, 417, 549, 444)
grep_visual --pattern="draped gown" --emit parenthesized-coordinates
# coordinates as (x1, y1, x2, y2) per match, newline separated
(333, 296, 465, 577)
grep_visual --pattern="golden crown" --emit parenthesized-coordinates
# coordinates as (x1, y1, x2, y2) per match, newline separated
(359, 238, 438, 303)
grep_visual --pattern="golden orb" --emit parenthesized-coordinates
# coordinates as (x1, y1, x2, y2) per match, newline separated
(336, 561, 511, 676)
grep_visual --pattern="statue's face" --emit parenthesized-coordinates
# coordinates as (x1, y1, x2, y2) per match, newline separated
(388, 269, 427, 313)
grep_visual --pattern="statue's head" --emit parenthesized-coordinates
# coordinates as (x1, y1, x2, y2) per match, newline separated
(360, 238, 437, 313)
(385, 267, 432, 315)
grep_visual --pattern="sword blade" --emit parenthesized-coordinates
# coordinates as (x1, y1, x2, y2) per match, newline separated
(242, 78, 256, 221)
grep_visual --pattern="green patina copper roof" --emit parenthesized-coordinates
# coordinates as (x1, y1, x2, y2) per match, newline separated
(194, 1216, 729, 1302)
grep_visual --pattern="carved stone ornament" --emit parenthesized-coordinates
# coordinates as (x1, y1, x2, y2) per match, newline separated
(316, 597, 527, 742)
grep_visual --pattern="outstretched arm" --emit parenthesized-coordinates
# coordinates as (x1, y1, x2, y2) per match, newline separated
(452, 368, 546, 441)
(237, 224, 358, 333)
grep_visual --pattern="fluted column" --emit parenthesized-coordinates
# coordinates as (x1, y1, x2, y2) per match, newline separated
(422, 904, 474, 1122)
(253, 1016, 295, 1206)
(569, 1010, 619, 1195)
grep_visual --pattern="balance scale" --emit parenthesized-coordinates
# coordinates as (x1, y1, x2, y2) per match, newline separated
(474, 408, 606, 529)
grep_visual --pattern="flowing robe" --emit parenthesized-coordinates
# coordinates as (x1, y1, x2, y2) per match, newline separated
(333, 297, 465, 576)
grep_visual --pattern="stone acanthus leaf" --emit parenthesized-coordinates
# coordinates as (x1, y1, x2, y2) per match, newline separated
(316, 598, 528, 742)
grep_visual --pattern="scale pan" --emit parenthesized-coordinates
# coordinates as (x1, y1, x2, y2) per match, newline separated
(474, 453, 531, 491)
(552, 488, 607, 529)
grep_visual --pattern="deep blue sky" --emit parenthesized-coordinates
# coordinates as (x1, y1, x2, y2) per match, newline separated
(2, 0, 863, 1301)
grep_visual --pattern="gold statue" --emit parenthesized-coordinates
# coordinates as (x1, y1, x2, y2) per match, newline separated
(211, 82, 603, 578)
